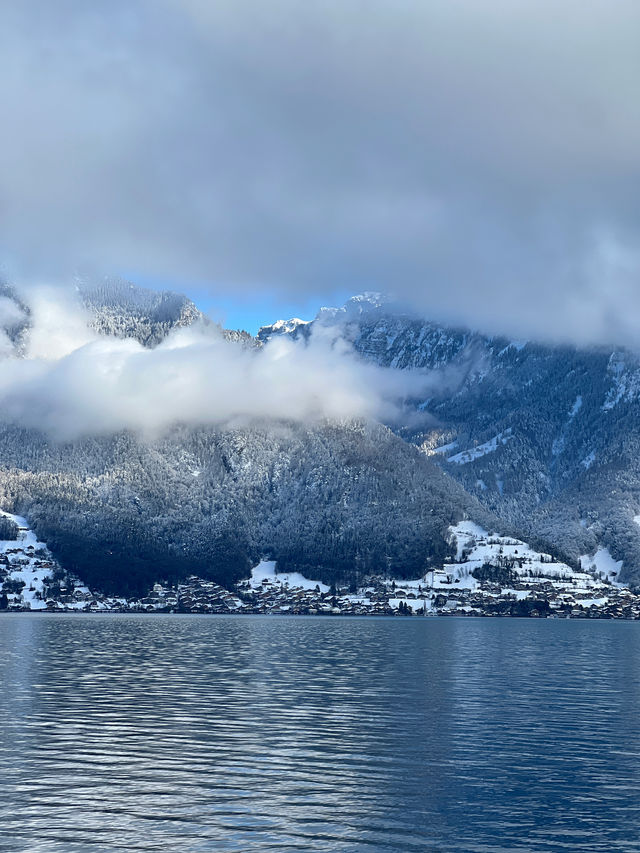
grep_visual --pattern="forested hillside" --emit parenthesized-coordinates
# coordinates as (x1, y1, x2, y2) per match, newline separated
(78, 278, 256, 347)
(0, 420, 496, 595)
(262, 295, 640, 583)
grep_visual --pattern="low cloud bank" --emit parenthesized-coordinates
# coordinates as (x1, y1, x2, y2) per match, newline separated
(0, 289, 445, 440)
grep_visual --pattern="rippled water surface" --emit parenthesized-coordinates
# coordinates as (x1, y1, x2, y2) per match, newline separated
(2, 616, 640, 851)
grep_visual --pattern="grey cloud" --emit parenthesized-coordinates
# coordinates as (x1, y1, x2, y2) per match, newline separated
(1, 1, 640, 344)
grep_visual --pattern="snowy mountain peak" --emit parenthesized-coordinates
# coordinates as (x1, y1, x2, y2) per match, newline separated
(257, 317, 310, 342)
(345, 291, 389, 310)
(316, 292, 392, 324)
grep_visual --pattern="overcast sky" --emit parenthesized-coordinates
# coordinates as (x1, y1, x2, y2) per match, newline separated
(1, 0, 640, 343)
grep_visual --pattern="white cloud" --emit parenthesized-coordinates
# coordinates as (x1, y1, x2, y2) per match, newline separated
(0, 295, 26, 329)
(0, 289, 440, 440)
(23, 286, 97, 359)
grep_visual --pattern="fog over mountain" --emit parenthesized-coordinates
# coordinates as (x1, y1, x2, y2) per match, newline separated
(0, 279, 506, 595)
(1, 279, 640, 596)
(0, 282, 440, 439)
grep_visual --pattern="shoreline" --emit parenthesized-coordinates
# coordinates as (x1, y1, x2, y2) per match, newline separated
(2, 609, 639, 621)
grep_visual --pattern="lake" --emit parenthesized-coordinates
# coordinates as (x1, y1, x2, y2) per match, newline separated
(1, 615, 640, 851)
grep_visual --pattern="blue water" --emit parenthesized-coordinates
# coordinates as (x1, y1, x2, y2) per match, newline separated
(1, 615, 640, 851)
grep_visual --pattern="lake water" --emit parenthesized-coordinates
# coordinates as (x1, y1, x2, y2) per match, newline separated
(1, 615, 640, 852)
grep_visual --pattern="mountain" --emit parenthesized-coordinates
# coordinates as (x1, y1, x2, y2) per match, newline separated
(1, 277, 256, 352)
(0, 420, 500, 596)
(0, 280, 511, 594)
(1, 279, 636, 595)
(260, 295, 640, 585)
(256, 317, 310, 343)
(77, 278, 205, 346)
(0, 282, 30, 355)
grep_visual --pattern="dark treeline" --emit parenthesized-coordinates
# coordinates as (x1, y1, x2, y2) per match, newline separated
(0, 420, 497, 596)
(0, 515, 18, 541)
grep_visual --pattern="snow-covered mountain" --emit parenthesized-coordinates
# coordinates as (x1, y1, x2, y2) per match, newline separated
(78, 278, 204, 346)
(260, 294, 640, 586)
(256, 317, 310, 343)
(2, 280, 640, 594)
(0, 418, 506, 596)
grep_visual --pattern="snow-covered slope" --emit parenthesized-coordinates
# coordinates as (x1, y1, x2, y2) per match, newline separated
(256, 317, 310, 343)
(447, 431, 514, 465)
(0, 511, 95, 610)
(246, 560, 329, 593)
(259, 293, 640, 587)
(375, 521, 608, 595)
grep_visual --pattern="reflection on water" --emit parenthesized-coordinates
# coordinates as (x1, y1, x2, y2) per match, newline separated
(1, 615, 640, 851)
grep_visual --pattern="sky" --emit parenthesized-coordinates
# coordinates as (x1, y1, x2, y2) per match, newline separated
(127, 273, 349, 334)
(188, 291, 343, 336)
(1, 1, 640, 344)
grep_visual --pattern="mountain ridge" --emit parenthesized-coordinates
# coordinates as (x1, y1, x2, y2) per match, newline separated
(260, 293, 640, 584)
(1, 280, 639, 592)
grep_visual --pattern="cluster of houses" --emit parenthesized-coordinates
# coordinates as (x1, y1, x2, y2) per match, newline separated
(230, 568, 640, 620)
(132, 578, 243, 613)
(2, 513, 640, 619)
(130, 552, 640, 619)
